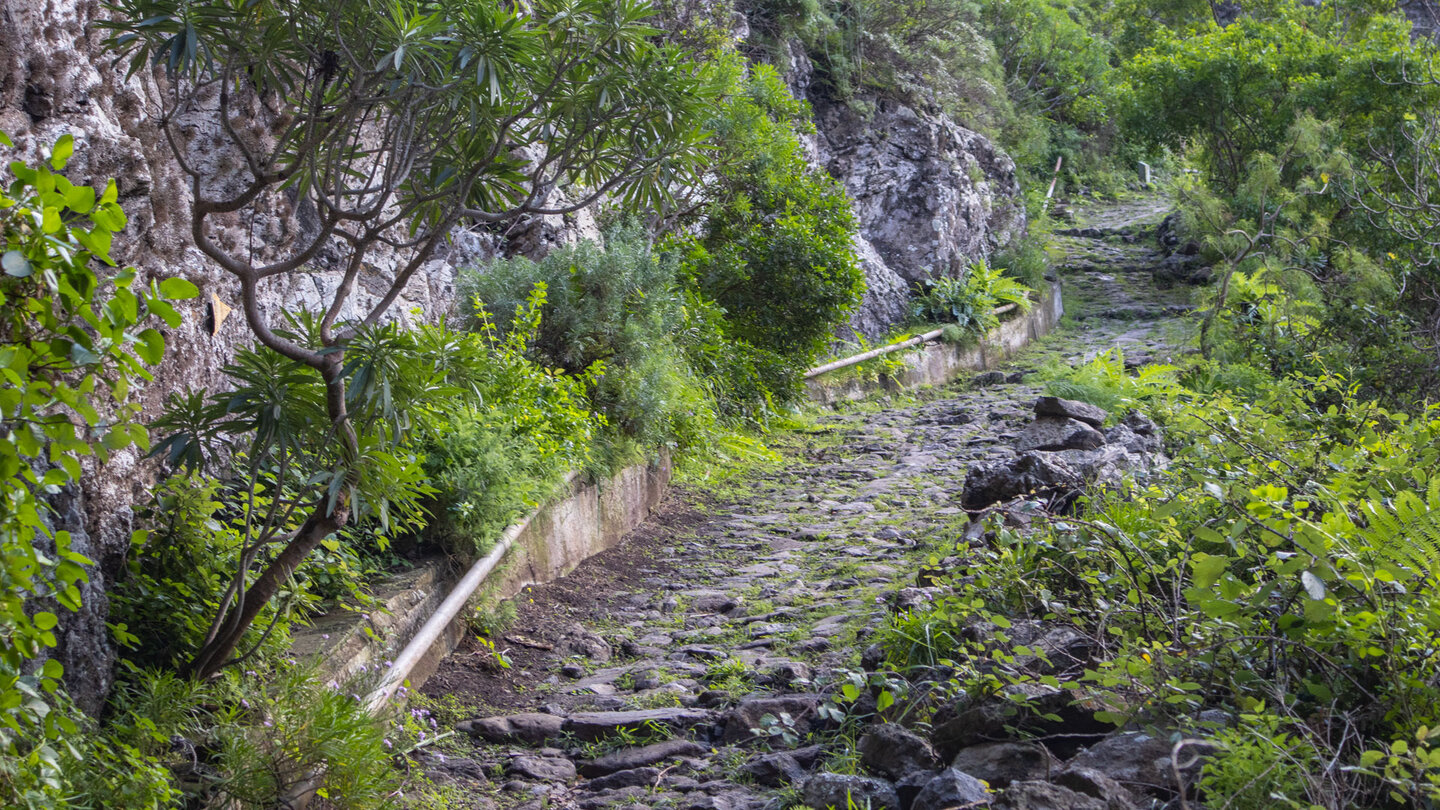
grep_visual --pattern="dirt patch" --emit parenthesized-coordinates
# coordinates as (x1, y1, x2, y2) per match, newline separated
(419, 488, 717, 713)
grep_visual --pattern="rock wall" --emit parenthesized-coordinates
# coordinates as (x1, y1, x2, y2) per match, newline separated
(776, 41, 1028, 341)
(814, 96, 1025, 339)
(0, 0, 602, 712)
(1401, 0, 1440, 38)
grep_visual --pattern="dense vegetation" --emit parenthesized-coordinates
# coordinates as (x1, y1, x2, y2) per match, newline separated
(5, 0, 1440, 807)
(856, 2, 1440, 808)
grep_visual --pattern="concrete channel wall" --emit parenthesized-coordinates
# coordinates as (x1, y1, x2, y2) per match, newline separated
(291, 455, 672, 691)
(807, 280, 1063, 405)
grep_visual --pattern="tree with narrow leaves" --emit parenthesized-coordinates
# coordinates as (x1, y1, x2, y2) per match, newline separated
(102, 0, 715, 679)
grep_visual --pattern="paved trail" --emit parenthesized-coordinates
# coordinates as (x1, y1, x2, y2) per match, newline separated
(412, 199, 1193, 810)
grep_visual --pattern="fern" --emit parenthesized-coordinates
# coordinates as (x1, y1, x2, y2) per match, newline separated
(910, 259, 1035, 333)
(1363, 476, 1440, 582)
(1038, 349, 1181, 417)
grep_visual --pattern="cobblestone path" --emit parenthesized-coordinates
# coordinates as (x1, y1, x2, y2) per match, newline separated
(410, 199, 1194, 810)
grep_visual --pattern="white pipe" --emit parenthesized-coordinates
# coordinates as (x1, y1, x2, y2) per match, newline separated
(1041, 155, 1063, 214)
(804, 302, 1021, 380)
(365, 471, 580, 713)
(804, 328, 944, 379)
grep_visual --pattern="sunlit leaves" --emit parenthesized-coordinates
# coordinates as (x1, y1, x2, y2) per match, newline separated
(0, 133, 189, 806)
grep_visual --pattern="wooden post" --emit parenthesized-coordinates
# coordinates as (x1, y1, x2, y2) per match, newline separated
(1041, 156, 1063, 214)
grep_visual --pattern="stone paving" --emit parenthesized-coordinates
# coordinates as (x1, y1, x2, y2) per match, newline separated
(409, 199, 1195, 810)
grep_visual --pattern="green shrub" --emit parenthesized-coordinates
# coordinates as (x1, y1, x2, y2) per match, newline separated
(1201, 716, 1326, 810)
(462, 224, 716, 449)
(1034, 349, 1180, 418)
(991, 237, 1051, 290)
(0, 132, 197, 809)
(210, 667, 396, 809)
(1116, 10, 1427, 193)
(420, 294, 603, 554)
(676, 59, 866, 389)
(112, 475, 305, 670)
(678, 289, 798, 420)
(911, 259, 1034, 333)
(887, 371, 1440, 806)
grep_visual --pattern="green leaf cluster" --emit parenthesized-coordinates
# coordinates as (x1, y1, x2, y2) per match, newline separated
(675, 59, 866, 400)
(886, 367, 1440, 806)
(463, 222, 718, 451)
(0, 133, 196, 808)
(910, 258, 1035, 335)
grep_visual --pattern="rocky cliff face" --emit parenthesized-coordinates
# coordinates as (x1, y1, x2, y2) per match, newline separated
(777, 42, 1028, 341)
(815, 97, 1025, 338)
(1401, 0, 1440, 38)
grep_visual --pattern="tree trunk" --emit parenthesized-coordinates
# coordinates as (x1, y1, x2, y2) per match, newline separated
(187, 364, 356, 680)
(187, 500, 349, 679)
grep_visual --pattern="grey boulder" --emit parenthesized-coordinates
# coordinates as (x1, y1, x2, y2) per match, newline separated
(803, 772, 901, 810)
(997, 780, 1105, 810)
(505, 755, 575, 782)
(912, 768, 993, 809)
(858, 723, 941, 779)
(1033, 396, 1108, 428)
(1014, 417, 1106, 452)
(951, 742, 1058, 788)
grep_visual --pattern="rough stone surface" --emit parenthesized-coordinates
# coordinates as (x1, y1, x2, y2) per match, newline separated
(814, 95, 1025, 339)
(458, 713, 565, 745)
(579, 739, 706, 777)
(1052, 768, 1141, 810)
(1065, 733, 1211, 796)
(803, 773, 901, 810)
(912, 768, 993, 810)
(742, 752, 809, 787)
(950, 742, 1058, 788)
(858, 723, 941, 779)
(506, 755, 576, 782)
(1033, 396, 1109, 428)
(896, 770, 941, 809)
(1014, 417, 1106, 452)
(998, 781, 1106, 810)
(961, 452, 1085, 511)
(557, 624, 613, 662)
(721, 695, 824, 744)
(931, 684, 1085, 759)
(585, 767, 662, 791)
(564, 708, 715, 741)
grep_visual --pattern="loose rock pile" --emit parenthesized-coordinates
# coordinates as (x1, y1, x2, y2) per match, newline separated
(962, 396, 1167, 514)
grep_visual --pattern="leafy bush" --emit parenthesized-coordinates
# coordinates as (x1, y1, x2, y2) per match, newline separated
(887, 370, 1440, 806)
(210, 667, 397, 809)
(910, 259, 1034, 333)
(112, 475, 302, 671)
(677, 59, 866, 389)
(0, 133, 196, 809)
(462, 224, 716, 449)
(1034, 349, 1180, 418)
(1117, 10, 1427, 193)
(990, 236, 1051, 290)
(419, 295, 603, 554)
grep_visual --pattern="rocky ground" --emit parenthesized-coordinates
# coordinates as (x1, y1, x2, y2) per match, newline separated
(407, 199, 1204, 810)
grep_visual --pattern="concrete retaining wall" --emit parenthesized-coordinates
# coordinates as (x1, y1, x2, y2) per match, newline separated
(807, 280, 1063, 405)
(292, 454, 672, 690)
